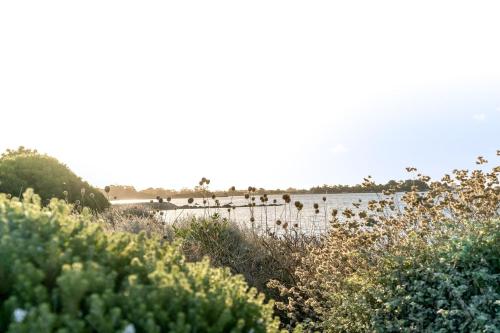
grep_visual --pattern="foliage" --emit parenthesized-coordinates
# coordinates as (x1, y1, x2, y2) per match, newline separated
(0, 147, 109, 212)
(0, 190, 281, 332)
(323, 219, 500, 332)
(169, 215, 310, 328)
(99, 208, 311, 329)
(375, 219, 499, 332)
(269, 156, 500, 331)
(99, 205, 165, 238)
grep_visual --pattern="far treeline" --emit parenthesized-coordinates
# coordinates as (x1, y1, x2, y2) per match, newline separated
(104, 179, 430, 200)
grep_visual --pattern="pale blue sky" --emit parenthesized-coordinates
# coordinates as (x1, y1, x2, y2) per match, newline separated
(1, 1, 499, 190)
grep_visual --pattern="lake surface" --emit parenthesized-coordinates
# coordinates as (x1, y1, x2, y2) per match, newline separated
(112, 192, 405, 235)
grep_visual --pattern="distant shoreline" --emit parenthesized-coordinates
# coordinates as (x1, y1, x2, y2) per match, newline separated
(113, 201, 284, 210)
(102, 180, 430, 201)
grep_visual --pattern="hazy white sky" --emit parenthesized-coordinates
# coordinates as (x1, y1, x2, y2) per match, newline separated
(1, 1, 499, 190)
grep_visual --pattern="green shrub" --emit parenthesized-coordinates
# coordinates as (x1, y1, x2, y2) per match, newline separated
(0, 190, 281, 332)
(170, 215, 309, 329)
(324, 220, 500, 332)
(0, 147, 109, 212)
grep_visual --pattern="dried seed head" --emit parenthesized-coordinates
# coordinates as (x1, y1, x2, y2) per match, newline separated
(188, 198, 194, 204)
(476, 156, 488, 164)
(313, 203, 319, 209)
(282, 194, 291, 203)
(104, 186, 111, 193)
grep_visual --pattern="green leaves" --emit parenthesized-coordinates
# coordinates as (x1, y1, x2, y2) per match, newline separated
(0, 192, 281, 332)
(0, 149, 109, 212)
(324, 219, 500, 332)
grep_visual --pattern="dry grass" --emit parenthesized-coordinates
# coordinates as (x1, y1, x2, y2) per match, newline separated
(268, 155, 500, 330)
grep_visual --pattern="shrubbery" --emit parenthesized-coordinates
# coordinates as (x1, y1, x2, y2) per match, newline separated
(323, 219, 500, 332)
(270, 157, 500, 332)
(172, 216, 306, 301)
(372, 220, 499, 332)
(0, 190, 281, 332)
(0, 147, 109, 212)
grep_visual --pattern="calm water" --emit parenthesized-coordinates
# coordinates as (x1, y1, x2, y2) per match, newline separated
(112, 193, 404, 235)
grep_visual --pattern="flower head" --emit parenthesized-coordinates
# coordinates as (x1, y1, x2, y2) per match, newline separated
(123, 324, 136, 333)
(13, 308, 27, 323)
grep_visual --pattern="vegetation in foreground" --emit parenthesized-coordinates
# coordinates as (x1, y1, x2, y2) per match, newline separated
(0, 147, 499, 332)
(0, 190, 280, 332)
(102, 154, 500, 332)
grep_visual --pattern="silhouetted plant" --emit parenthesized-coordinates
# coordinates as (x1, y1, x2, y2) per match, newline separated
(0, 148, 109, 212)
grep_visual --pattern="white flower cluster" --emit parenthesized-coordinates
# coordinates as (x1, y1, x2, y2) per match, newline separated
(123, 324, 136, 333)
(13, 308, 27, 323)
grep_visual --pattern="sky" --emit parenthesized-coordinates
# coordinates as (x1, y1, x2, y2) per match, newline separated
(1, 0, 499, 191)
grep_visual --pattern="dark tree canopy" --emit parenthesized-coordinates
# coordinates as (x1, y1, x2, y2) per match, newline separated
(0, 147, 109, 211)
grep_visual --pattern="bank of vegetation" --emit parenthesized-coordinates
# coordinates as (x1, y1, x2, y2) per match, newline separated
(0, 147, 498, 332)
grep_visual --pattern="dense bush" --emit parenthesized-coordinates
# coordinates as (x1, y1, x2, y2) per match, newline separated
(99, 208, 310, 329)
(270, 157, 500, 331)
(374, 220, 499, 332)
(0, 147, 109, 212)
(0, 190, 281, 332)
(172, 215, 306, 296)
(323, 219, 500, 332)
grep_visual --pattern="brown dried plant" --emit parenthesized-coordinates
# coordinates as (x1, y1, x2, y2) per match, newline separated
(268, 154, 500, 330)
